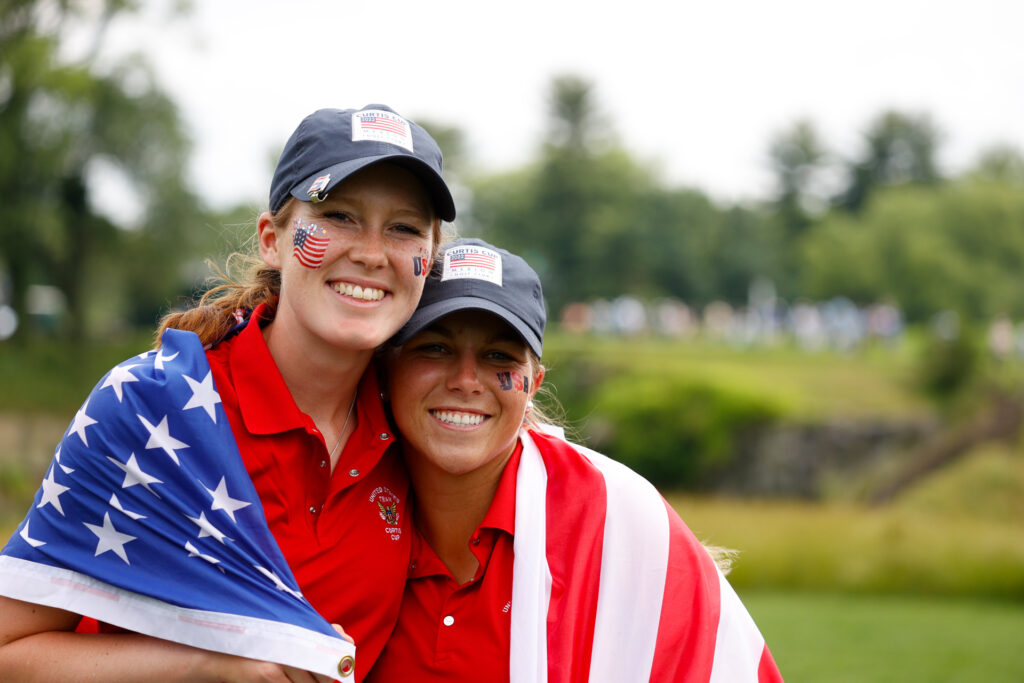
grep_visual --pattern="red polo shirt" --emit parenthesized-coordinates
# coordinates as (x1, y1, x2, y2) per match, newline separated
(365, 444, 521, 683)
(205, 304, 411, 681)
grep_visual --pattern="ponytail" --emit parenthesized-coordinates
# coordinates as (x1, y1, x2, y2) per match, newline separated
(155, 203, 296, 348)
(154, 254, 280, 348)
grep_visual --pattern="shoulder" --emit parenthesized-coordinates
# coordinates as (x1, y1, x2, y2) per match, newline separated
(55, 328, 222, 476)
(523, 428, 707, 554)
(526, 427, 660, 501)
(85, 329, 214, 422)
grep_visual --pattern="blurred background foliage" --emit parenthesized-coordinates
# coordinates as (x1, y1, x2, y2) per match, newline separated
(1, 2, 1023, 678)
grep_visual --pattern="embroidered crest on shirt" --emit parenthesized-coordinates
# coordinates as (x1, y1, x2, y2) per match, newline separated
(369, 486, 402, 541)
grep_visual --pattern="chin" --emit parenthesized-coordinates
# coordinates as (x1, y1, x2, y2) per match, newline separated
(330, 327, 390, 351)
(427, 450, 486, 477)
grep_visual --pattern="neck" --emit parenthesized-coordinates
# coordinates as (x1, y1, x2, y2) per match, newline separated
(407, 447, 515, 584)
(261, 316, 371, 469)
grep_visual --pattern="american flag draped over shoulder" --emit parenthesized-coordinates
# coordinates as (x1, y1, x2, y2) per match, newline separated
(0, 329, 354, 679)
(511, 429, 783, 683)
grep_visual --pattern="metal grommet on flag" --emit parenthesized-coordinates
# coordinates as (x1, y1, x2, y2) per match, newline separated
(338, 655, 355, 678)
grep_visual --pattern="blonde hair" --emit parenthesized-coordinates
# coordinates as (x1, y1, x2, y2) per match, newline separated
(523, 353, 578, 441)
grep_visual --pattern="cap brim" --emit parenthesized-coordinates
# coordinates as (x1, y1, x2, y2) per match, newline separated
(392, 298, 543, 357)
(292, 155, 456, 222)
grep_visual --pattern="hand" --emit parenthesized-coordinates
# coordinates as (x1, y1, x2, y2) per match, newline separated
(331, 623, 354, 644)
(200, 626, 353, 682)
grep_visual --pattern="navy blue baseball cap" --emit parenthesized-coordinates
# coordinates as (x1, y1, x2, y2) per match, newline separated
(392, 238, 546, 356)
(269, 104, 456, 221)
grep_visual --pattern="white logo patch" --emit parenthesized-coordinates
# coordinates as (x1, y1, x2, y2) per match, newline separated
(352, 110, 414, 152)
(441, 245, 503, 286)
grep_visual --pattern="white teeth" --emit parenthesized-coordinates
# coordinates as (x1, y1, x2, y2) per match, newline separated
(332, 282, 385, 301)
(431, 410, 485, 426)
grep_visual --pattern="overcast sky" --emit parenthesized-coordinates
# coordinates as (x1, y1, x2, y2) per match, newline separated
(97, 0, 1024, 216)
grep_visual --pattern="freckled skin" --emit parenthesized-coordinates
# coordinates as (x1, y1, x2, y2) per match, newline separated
(259, 163, 438, 354)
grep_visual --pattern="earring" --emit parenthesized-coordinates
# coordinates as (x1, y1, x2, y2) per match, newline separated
(521, 400, 535, 426)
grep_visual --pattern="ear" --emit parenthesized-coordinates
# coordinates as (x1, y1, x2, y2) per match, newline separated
(530, 364, 545, 399)
(258, 211, 284, 268)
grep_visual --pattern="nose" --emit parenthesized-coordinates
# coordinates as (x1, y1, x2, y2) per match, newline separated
(348, 226, 388, 270)
(446, 352, 484, 395)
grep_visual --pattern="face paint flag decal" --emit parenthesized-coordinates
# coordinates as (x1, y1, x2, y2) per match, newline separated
(292, 219, 330, 269)
(0, 329, 354, 679)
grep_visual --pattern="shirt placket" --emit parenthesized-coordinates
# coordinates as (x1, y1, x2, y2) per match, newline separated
(305, 429, 332, 520)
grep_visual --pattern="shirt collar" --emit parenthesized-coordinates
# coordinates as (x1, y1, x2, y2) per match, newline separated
(229, 303, 391, 439)
(478, 439, 522, 537)
(406, 441, 522, 580)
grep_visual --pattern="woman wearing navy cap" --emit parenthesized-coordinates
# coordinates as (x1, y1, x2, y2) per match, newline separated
(0, 105, 455, 681)
(368, 238, 784, 682)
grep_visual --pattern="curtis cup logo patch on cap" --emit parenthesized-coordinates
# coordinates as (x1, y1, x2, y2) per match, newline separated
(442, 245, 502, 286)
(307, 174, 331, 202)
(352, 110, 414, 153)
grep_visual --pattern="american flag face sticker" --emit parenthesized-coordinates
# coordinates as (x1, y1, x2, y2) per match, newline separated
(292, 220, 329, 269)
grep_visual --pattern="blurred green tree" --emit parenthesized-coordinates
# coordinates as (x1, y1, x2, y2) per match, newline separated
(0, 0, 195, 341)
(767, 119, 831, 236)
(468, 75, 657, 312)
(468, 75, 785, 316)
(801, 180, 1024, 322)
(835, 110, 944, 213)
(968, 144, 1024, 185)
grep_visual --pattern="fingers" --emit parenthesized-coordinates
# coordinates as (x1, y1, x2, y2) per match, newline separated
(331, 623, 354, 644)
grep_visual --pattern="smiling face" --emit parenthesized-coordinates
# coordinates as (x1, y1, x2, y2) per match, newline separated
(259, 162, 438, 354)
(386, 310, 544, 480)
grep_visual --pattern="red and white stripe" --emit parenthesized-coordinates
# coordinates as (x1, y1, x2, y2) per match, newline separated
(511, 428, 782, 682)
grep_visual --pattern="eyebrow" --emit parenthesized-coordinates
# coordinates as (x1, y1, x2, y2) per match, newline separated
(420, 322, 525, 346)
(325, 194, 433, 221)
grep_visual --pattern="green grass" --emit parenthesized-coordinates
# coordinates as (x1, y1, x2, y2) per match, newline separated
(0, 333, 154, 413)
(893, 443, 1024, 522)
(666, 490, 1024, 600)
(544, 332, 936, 421)
(743, 590, 1024, 682)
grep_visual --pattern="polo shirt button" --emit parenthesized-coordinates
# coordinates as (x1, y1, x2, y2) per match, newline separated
(472, 536, 481, 545)
(349, 468, 360, 477)
(319, 460, 327, 468)
(442, 615, 454, 627)
(308, 505, 317, 514)
(379, 432, 389, 440)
